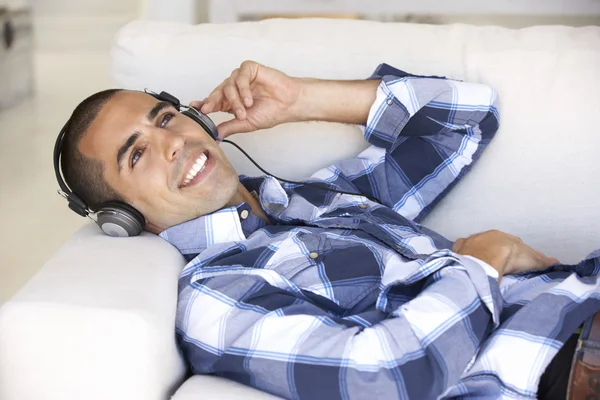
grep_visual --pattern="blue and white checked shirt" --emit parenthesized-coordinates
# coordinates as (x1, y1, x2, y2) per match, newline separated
(161, 64, 600, 399)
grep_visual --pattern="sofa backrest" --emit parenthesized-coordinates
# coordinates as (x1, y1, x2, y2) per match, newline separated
(111, 19, 600, 262)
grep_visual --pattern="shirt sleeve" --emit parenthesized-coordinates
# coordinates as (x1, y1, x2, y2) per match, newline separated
(311, 63, 500, 222)
(177, 251, 502, 400)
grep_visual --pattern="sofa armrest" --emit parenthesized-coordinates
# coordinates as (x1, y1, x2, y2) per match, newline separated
(0, 223, 187, 400)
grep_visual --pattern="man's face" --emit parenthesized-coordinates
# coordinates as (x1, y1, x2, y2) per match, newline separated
(79, 91, 240, 232)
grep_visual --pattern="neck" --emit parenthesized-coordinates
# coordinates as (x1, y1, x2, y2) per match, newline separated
(226, 182, 270, 224)
(147, 183, 270, 234)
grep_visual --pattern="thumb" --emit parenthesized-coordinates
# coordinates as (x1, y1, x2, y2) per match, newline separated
(216, 118, 256, 138)
(189, 100, 205, 110)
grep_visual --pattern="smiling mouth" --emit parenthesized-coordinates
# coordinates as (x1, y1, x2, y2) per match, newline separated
(180, 150, 210, 188)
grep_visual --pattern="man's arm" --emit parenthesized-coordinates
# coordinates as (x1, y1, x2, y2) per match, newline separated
(193, 61, 380, 137)
(306, 64, 500, 221)
(177, 228, 556, 398)
(195, 61, 499, 222)
(180, 230, 558, 399)
(290, 78, 379, 124)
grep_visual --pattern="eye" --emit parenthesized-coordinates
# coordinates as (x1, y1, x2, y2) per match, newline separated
(160, 112, 175, 128)
(131, 148, 144, 168)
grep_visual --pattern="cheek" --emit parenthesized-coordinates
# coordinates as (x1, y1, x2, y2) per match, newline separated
(134, 163, 208, 218)
(128, 164, 175, 213)
(212, 147, 237, 179)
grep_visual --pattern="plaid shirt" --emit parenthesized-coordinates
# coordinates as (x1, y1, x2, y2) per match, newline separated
(161, 64, 600, 399)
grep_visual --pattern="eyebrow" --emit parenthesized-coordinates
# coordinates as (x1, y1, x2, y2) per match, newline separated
(147, 101, 171, 122)
(117, 131, 141, 171)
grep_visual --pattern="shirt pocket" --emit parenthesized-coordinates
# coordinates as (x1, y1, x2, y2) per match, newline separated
(283, 235, 382, 314)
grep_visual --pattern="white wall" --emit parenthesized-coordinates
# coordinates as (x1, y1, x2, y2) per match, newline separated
(32, 0, 140, 52)
(141, 0, 197, 24)
(2, 0, 29, 7)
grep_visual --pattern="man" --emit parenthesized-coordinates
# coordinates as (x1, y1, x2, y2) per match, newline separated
(58, 61, 600, 399)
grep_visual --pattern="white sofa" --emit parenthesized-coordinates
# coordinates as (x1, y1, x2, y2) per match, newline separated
(1, 19, 599, 400)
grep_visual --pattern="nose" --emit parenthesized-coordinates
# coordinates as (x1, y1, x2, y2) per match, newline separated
(159, 131, 185, 162)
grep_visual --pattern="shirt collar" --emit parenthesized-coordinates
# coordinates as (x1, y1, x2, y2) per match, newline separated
(240, 175, 289, 209)
(159, 176, 289, 255)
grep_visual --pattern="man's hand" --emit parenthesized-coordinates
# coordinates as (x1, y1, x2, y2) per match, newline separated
(191, 61, 302, 138)
(191, 60, 380, 138)
(453, 230, 559, 280)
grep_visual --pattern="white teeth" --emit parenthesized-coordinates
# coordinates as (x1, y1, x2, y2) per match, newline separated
(182, 153, 208, 187)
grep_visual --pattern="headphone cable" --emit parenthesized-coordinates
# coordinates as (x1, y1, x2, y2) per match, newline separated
(221, 139, 381, 204)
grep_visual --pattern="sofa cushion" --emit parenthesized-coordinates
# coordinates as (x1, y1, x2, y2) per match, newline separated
(0, 224, 187, 400)
(172, 375, 280, 400)
(425, 48, 600, 263)
(111, 19, 600, 263)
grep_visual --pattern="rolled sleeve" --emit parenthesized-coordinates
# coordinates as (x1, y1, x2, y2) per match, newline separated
(325, 63, 500, 220)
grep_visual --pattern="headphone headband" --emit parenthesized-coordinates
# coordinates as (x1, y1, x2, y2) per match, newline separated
(53, 119, 90, 217)
(146, 90, 181, 109)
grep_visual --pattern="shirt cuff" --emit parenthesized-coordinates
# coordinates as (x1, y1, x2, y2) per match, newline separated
(461, 255, 499, 280)
(455, 253, 502, 327)
(361, 78, 409, 149)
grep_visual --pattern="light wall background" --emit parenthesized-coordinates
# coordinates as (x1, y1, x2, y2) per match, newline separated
(5, 1, 600, 52)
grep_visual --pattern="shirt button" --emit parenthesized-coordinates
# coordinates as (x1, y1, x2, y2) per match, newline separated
(386, 98, 393, 105)
(358, 204, 367, 209)
(240, 209, 249, 220)
(309, 252, 319, 259)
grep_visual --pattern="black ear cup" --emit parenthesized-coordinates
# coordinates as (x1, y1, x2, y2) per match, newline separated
(181, 107, 219, 140)
(95, 201, 145, 237)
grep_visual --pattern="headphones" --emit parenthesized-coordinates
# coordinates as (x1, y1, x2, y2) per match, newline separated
(55, 90, 381, 238)
(53, 90, 219, 237)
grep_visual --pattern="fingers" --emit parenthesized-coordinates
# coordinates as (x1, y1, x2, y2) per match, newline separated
(193, 61, 260, 116)
(533, 249, 559, 267)
(200, 85, 226, 114)
(189, 98, 254, 138)
(512, 248, 559, 275)
(223, 78, 246, 120)
(199, 71, 247, 119)
(216, 119, 255, 139)
(236, 62, 255, 107)
(190, 100, 205, 110)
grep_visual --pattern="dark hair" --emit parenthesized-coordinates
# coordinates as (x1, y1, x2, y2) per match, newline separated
(60, 88, 124, 210)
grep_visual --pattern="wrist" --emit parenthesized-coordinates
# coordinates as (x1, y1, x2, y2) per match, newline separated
(455, 242, 513, 279)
